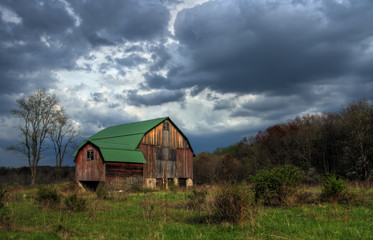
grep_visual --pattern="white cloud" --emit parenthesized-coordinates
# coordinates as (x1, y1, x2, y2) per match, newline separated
(0, 5, 22, 24)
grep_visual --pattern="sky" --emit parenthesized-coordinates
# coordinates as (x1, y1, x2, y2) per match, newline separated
(0, 0, 372, 167)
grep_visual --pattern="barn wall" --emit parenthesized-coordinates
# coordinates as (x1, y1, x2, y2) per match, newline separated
(75, 143, 105, 181)
(138, 144, 156, 178)
(139, 120, 193, 179)
(105, 162, 143, 179)
(105, 163, 144, 186)
(140, 120, 191, 149)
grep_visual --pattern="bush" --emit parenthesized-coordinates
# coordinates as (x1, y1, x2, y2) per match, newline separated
(320, 174, 347, 201)
(0, 187, 7, 209)
(187, 188, 207, 210)
(128, 182, 151, 193)
(214, 184, 249, 225)
(168, 180, 178, 194)
(36, 185, 61, 208)
(64, 193, 87, 212)
(0, 206, 11, 230)
(96, 183, 112, 200)
(250, 165, 303, 206)
(0, 186, 12, 230)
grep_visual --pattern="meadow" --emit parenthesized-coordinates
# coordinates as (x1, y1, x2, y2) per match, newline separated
(0, 182, 372, 240)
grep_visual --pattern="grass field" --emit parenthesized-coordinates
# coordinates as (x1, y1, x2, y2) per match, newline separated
(0, 183, 372, 239)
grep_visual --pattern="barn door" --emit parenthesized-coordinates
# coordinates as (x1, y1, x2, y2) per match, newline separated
(155, 121, 177, 178)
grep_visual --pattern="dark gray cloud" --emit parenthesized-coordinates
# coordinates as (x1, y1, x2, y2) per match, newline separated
(0, 0, 80, 95)
(91, 92, 107, 103)
(69, 0, 170, 45)
(0, 0, 170, 95)
(125, 89, 186, 106)
(230, 95, 308, 121)
(145, 0, 373, 102)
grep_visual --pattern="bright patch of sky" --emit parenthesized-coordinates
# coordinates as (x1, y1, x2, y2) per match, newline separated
(0, 5, 22, 24)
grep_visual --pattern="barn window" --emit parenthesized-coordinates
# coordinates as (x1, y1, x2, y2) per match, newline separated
(86, 150, 94, 161)
(163, 122, 170, 131)
(170, 148, 177, 161)
(156, 147, 163, 160)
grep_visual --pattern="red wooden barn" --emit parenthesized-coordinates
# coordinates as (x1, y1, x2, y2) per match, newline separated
(73, 117, 194, 188)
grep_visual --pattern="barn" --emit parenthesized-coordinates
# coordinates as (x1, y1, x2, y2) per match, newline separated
(73, 117, 194, 188)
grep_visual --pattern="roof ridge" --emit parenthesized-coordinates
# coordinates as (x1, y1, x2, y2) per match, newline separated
(89, 132, 144, 140)
(105, 116, 168, 129)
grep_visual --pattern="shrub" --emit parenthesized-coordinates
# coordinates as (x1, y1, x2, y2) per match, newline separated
(60, 182, 78, 194)
(250, 165, 303, 206)
(0, 187, 7, 209)
(36, 185, 61, 208)
(214, 184, 249, 225)
(96, 183, 112, 200)
(128, 182, 151, 193)
(294, 189, 318, 204)
(111, 191, 129, 202)
(168, 180, 178, 194)
(320, 174, 347, 201)
(0, 206, 11, 230)
(0, 186, 12, 230)
(64, 193, 87, 212)
(187, 188, 207, 210)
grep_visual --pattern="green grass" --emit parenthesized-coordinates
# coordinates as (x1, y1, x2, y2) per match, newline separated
(0, 183, 372, 239)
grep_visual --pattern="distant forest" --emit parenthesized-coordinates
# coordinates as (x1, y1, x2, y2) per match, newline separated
(0, 166, 74, 186)
(194, 99, 373, 184)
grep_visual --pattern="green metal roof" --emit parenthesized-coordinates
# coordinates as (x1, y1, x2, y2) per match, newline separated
(74, 117, 168, 163)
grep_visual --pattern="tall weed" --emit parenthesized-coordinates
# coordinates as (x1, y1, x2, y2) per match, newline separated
(96, 183, 112, 200)
(64, 193, 87, 212)
(187, 188, 208, 210)
(0, 187, 7, 209)
(0, 187, 12, 230)
(214, 184, 250, 225)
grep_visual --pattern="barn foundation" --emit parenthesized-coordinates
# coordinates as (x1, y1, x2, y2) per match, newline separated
(186, 178, 193, 188)
(144, 178, 156, 189)
(173, 177, 179, 187)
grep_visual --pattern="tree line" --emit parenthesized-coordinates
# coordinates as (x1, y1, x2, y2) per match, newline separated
(194, 99, 373, 184)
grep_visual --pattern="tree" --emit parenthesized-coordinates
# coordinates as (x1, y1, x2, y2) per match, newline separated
(48, 109, 79, 167)
(341, 99, 373, 181)
(10, 90, 62, 185)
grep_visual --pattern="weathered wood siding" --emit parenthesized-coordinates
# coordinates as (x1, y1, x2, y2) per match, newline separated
(139, 120, 193, 179)
(75, 143, 105, 181)
(177, 148, 193, 178)
(140, 120, 190, 149)
(105, 162, 143, 179)
(139, 144, 156, 178)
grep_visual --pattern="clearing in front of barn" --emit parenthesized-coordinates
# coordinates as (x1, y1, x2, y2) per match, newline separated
(0, 183, 372, 239)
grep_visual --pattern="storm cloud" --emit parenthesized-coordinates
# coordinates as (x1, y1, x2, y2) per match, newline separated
(152, 0, 373, 97)
(0, 0, 372, 166)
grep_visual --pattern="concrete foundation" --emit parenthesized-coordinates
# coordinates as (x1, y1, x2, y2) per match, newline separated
(144, 178, 156, 189)
(186, 178, 193, 188)
(173, 178, 179, 187)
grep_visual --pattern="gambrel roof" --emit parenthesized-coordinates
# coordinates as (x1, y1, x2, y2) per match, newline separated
(73, 117, 193, 163)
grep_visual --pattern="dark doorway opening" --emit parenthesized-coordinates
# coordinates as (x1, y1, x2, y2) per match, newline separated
(79, 181, 100, 190)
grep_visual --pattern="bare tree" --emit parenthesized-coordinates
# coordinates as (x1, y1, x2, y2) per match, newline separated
(49, 109, 80, 167)
(10, 90, 61, 185)
(341, 99, 373, 181)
